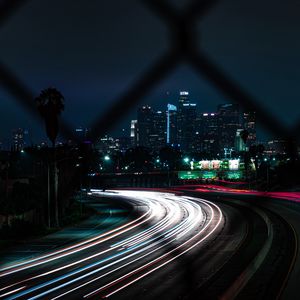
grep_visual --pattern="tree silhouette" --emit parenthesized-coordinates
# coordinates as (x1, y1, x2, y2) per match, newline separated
(36, 87, 64, 147)
(35, 87, 64, 227)
(159, 146, 181, 170)
(249, 144, 265, 179)
(240, 129, 249, 145)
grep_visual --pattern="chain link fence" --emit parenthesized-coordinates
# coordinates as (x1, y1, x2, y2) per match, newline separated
(0, 1, 299, 297)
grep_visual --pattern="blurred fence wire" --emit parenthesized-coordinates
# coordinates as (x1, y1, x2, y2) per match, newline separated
(0, 1, 299, 298)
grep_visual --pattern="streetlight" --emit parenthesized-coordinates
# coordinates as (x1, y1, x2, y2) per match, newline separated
(104, 155, 110, 161)
(183, 157, 190, 163)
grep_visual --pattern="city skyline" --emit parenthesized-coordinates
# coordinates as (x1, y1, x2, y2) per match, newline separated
(1, 90, 258, 150)
(0, 3, 299, 299)
(0, 0, 299, 147)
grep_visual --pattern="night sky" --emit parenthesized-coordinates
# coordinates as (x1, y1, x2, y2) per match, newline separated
(0, 0, 299, 146)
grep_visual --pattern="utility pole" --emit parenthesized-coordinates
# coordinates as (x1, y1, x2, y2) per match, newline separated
(47, 162, 51, 227)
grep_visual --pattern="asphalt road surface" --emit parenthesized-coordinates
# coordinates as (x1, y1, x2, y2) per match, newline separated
(0, 190, 228, 299)
(2, 189, 293, 300)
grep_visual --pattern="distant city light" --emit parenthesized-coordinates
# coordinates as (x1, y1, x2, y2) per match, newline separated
(183, 157, 190, 163)
(229, 159, 240, 170)
(180, 91, 189, 96)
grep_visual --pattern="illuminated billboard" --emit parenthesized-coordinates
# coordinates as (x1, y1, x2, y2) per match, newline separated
(200, 160, 210, 169)
(229, 159, 239, 170)
(187, 159, 242, 171)
(211, 160, 221, 169)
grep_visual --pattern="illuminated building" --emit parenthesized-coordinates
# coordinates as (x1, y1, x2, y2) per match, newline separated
(266, 139, 289, 155)
(177, 91, 197, 152)
(243, 111, 256, 145)
(11, 128, 28, 152)
(116, 128, 131, 153)
(130, 120, 138, 147)
(196, 112, 219, 155)
(235, 128, 246, 152)
(217, 103, 242, 154)
(166, 104, 177, 145)
(137, 105, 153, 148)
(149, 110, 167, 151)
(75, 127, 90, 142)
(96, 135, 117, 154)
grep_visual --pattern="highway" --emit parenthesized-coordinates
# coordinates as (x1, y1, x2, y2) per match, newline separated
(1, 188, 296, 299)
(0, 191, 225, 299)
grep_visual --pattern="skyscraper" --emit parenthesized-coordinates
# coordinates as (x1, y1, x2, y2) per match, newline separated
(235, 128, 246, 152)
(12, 128, 26, 152)
(130, 120, 138, 147)
(149, 111, 167, 151)
(137, 105, 153, 148)
(75, 127, 90, 142)
(177, 91, 197, 152)
(217, 104, 242, 154)
(167, 104, 177, 145)
(196, 113, 219, 155)
(243, 111, 256, 146)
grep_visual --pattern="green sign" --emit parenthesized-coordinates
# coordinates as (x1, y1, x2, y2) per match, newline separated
(202, 171, 217, 179)
(178, 171, 201, 180)
(178, 171, 217, 180)
(226, 171, 242, 180)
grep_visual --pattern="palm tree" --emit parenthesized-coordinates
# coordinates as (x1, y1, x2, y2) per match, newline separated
(36, 87, 64, 227)
(36, 87, 65, 147)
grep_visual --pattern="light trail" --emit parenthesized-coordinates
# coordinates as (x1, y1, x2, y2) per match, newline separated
(84, 196, 222, 298)
(6, 193, 191, 299)
(0, 196, 154, 278)
(29, 195, 205, 300)
(1, 190, 223, 300)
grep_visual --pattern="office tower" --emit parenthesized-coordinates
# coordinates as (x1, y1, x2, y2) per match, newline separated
(130, 120, 138, 147)
(116, 129, 131, 153)
(167, 104, 177, 145)
(96, 135, 117, 154)
(12, 128, 25, 152)
(217, 104, 242, 154)
(115, 137, 131, 153)
(137, 105, 154, 148)
(149, 110, 167, 151)
(75, 127, 85, 140)
(177, 91, 197, 152)
(235, 128, 246, 152)
(178, 91, 189, 107)
(197, 113, 219, 155)
(75, 127, 90, 141)
(267, 139, 288, 155)
(243, 111, 256, 146)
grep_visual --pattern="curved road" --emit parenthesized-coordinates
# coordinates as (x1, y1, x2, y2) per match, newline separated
(0, 190, 224, 300)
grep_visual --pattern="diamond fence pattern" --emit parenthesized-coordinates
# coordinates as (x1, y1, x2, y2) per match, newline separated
(0, 0, 299, 148)
(0, 1, 299, 296)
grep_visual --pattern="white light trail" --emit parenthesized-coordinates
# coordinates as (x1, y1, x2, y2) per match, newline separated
(84, 196, 222, 298)
(2, 190, 222, 300)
